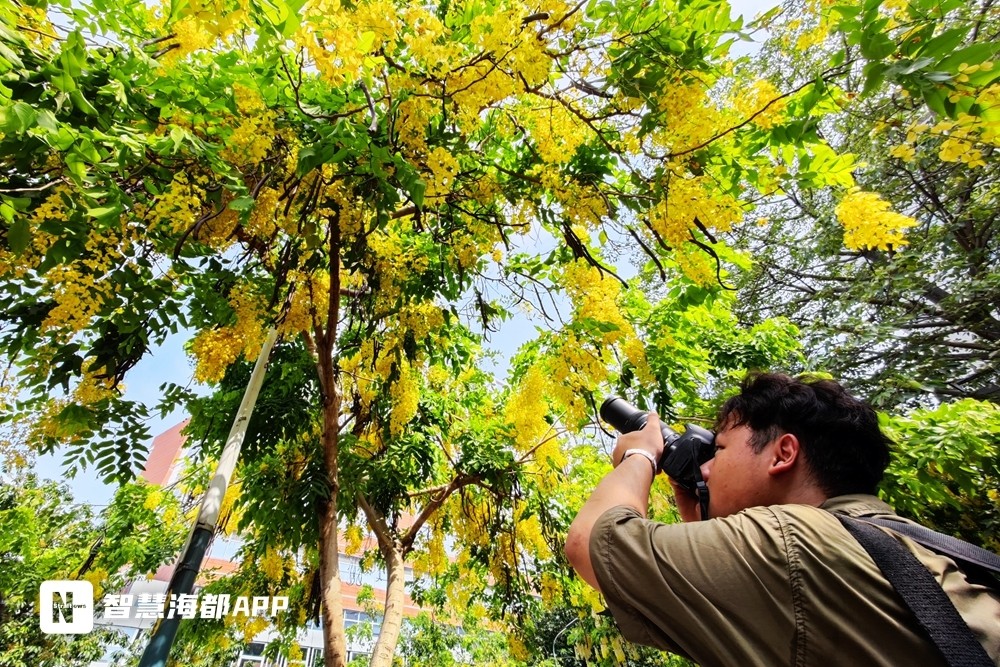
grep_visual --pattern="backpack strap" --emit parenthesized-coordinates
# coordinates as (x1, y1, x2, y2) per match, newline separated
(836, 515, 994, 667)
(857, 516, 1000, 576)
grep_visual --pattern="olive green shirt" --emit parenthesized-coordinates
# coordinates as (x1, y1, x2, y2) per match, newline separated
(590, 495, 1000, 666)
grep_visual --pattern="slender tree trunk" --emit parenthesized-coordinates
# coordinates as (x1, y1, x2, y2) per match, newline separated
(318, 386, 348, 667)
(369, 544, 406, 667)
(317, 209, 348, 667)
(359, 494, 407, 667)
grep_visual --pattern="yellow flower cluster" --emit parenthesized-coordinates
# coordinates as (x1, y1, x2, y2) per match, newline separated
(191, 283, 266, 383)
(976, 83, 1000, 143)
(20, 4, 57, 49)
(319, 181, 370, 240)
(190, 327, 243, 383)
(835, 189, 917, 251)
(143, 488, 164, 511)
(148, 173, 204, 235)
(548, 334, 607, 425)
(650, 175, 743, 247)
(42, 225, 126, 334)
(522, 101, 588, 164)
(448, 496, 493, 555)
(82, 567, 110, 600)
(889, 143, 916, 162)
(73, 367, 118, 405)
(653, 77, 723, 151)
(279, 270, 330, 336)
(260, 546, 285, 582)
(397, 302, 445, 340)
(401, 6, 461, 77)
(535, 169, 609, 228)
(934, 115, 988, 168)
(338, 340, 378, 407)
(217, 481, 244, 536)
(796, 25, 828, 51)
(394, 96, 436, 154)
(731, 79, 787, 130)
(514, 505, 551, 559)
(157, 0, 251, 62)
(388, 358, 420, 436)
(508, 634, 531, 661)
(563, 261, 628, 342)
(168, 16, 215, 60)
(3, 186, 67, 279)
(222, 112, 275, 166)
(412, 524, 449, 577)
(366, 227, 406, 304)
(425, 147, 460, 199)
(244, 187, 282, 239)
(241, 615, 270, 643)
(504, 365, 552, 454)
(539, 571, 562, 604)
(673, 248, 717, 286)
(343, 524, 364, 555)
(450, 65, 517, 130)
(296, 0, 400, 86)
(529, 436, 567, 493)
(621, 336, 654, 384)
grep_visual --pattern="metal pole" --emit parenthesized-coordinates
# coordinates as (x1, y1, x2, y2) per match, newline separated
(138, 328, 279, 667)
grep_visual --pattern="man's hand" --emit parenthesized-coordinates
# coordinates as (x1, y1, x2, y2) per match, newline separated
(611, 412, 667, 467)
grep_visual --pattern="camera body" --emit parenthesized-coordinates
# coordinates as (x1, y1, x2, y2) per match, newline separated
(600, 396, 716, 492)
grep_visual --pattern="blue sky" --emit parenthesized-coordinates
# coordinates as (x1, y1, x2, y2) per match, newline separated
(34, 331, 198, 507)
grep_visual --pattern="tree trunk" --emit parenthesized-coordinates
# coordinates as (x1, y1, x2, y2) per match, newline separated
(369, 543, 406, 667)
(319, 392, 348, 667)
(359, 493, 407, 667)
(318, 212, 348, 667)
(315, 318, 348, 667)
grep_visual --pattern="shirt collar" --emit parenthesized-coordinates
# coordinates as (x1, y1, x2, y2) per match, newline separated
(820, 494, 895, 518)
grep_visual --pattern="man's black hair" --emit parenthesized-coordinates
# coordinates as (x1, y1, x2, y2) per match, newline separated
(716, 372, 893, 496)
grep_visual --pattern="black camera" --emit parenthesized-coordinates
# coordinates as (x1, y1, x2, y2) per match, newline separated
(600, 396, 716, 493)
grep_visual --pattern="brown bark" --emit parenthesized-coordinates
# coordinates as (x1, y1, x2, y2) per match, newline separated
(318, 367, 348, 667)
(359, 493, 406, 667)
(317, 211, 348, 667)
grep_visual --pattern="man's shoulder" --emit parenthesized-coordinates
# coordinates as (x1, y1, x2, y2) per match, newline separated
(733, 495, 895, 547)
(744, 494, 894, 525)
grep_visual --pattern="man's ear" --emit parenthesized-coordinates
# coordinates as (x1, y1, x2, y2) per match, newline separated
(767, 433, 800, 476)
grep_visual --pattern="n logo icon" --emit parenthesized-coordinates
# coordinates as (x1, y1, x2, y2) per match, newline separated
(40, 581, 94, 634)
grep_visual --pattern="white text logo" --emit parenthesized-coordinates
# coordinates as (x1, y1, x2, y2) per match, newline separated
(40, 581, 94, 635)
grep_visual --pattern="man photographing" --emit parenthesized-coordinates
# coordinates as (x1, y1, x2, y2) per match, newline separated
(565, 372, 1000, 666)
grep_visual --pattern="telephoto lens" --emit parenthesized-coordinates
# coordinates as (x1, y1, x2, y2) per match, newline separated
(600, 396, 715, 492)
(599, 396, 681, 449)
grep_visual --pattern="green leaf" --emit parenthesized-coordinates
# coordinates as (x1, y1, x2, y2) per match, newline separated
(920, 86, 949, 116)
(0, 101, 37, 133)
(916, 26, 970, 61)
(88, 205, 122, 223)
(229, 196, 255, 211)
(862, 62, 888, 95)
(70, 90, 99, 116)
(860, 32, 894, 61)
(7, 218, 30, 253)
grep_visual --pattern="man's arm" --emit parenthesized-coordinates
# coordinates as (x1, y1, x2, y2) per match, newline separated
(564, 413, 666, 590)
